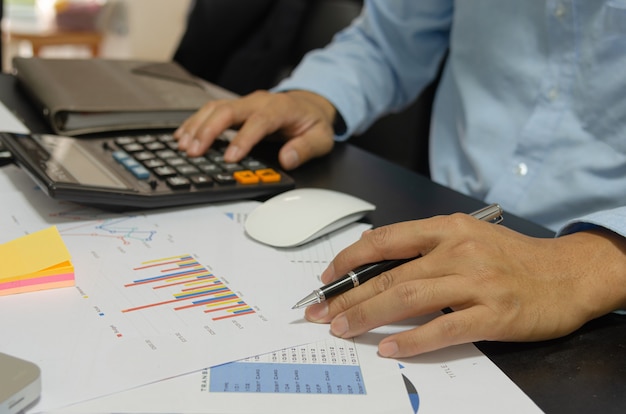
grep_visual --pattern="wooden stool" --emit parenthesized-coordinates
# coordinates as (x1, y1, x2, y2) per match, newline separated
(5, 28, 102, 56)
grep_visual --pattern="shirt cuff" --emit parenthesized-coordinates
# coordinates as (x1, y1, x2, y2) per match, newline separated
(556, 207, 626, 239)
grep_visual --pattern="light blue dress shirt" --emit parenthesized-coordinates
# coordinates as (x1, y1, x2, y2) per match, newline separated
(276, 0, 626, 237)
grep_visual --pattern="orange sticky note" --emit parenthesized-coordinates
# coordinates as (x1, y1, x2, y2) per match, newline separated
(0, 226, 75, 296)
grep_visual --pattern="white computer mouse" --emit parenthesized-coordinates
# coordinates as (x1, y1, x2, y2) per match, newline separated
(244, 188, 376, 247)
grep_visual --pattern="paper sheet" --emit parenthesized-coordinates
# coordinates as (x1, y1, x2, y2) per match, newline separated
(56, 325, 543, 414)
(57, 336, 413, 414)
(53, 202, 543, 414)
(0, 183, 335, 412)
(0, 165, 543, 413)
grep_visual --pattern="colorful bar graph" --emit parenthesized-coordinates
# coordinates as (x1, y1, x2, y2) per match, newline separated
(121, 254, 255, 320)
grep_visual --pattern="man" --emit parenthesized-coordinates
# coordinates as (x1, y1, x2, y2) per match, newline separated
(174, 0, 626, 358)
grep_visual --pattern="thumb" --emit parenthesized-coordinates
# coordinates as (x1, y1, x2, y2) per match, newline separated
(278, 133, 335, 170)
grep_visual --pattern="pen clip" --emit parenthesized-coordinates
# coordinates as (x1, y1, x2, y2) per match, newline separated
(471, 203, 504, 224)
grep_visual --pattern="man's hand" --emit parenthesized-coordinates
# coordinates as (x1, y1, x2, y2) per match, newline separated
(174, 90, 337, 170)
(305, 213, 626, 358)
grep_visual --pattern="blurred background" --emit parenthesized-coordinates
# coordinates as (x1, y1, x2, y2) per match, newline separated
(1, 0, 192, 72)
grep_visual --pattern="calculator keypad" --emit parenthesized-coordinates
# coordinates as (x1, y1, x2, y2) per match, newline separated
(109, 133, 286, 191)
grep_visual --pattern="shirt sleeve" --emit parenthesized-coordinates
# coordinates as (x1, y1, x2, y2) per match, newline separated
(556, 206, 626, 239)
(273, 0, 453, 140)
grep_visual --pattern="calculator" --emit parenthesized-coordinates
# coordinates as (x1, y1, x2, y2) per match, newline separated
(0, 131, 295, 210)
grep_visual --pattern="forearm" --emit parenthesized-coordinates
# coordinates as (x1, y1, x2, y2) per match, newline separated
(558, 229, 626, 319)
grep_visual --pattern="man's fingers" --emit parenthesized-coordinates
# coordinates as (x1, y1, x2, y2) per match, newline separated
(377, 306, 491, 358)
(222, 105, 289, 163)
(307, 237, 473, 325)
(175, 90, 337, 167)
(176, 92, 273, 156)
(329, 275, 475, 337)
(277, 132, 335, 170)
(321, 218, 454, 285)
(175, 100, 237, 156)
(306, 258, 421, 323)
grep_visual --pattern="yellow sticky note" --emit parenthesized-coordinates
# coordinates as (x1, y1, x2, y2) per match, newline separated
(0, 226, 75, 295)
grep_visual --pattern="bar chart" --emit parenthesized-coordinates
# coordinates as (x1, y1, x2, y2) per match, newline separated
(122, 254, 256, 321)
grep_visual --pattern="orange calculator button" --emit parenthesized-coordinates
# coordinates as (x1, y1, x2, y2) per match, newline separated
(233, 170, 260, 184)
(255, 168, 281, 183)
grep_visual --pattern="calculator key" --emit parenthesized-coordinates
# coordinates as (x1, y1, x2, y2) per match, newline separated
(154, 165, 178, 178)
(133, 151, 156, 161)
(166, 176, 191, 189)
(143, 158, 166, 168)
(130, 165, 150, 180)
(240, 159, 266, 170)
(233, 170, 260, 184)
(206, 151, 224, 163)
(189, 174, 214, 188)
(122, 143, 144, 153)
(187, 156, 208, 165)
(137, 135, 156, 144)
(121, 157, 141, 169)
(115, 136, 136, 145)
(176, 164, 200, 176)
(144, 141, 166, 151)
(197, 163, 222, 174)
(157, 134, 175, 142)
(220, 162, 244, 172)
(155, 149, 178, 159)
(255, 168, 281, 183)
(213, 172, 237, 185)
(166, 157, 187, 167)
(112, 150, 130, 163)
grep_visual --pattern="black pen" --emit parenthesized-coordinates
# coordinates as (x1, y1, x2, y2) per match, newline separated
(292, 203, 504, 309)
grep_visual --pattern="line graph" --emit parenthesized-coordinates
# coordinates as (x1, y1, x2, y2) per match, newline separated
(59, 217, 157, 245)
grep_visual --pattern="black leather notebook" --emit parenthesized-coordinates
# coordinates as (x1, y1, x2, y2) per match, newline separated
(12, 57, 216, 136)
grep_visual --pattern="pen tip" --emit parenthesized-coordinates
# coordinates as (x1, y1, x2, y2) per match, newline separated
(292, 292, 319, 309)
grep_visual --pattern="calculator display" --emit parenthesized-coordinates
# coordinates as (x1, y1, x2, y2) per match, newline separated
(35, 134, 130, 189)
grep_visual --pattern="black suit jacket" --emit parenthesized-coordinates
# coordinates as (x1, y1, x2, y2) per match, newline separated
(173, 0, 312, 95)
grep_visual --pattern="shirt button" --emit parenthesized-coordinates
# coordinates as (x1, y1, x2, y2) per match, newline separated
(547, 87, 559, 101)
(515, 163, 528, 176)
(554, 3, 566, 18)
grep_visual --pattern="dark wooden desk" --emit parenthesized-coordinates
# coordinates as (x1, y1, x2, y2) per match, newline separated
(289, 143, 626, 414)
(1, 74, 625, 413)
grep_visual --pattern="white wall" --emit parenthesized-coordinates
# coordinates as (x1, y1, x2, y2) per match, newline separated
(100, 0, 192, 61)
(1, 0, 192, 71)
